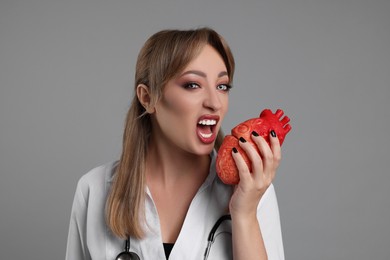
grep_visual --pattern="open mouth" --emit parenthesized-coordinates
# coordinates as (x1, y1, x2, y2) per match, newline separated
(197, 116, 219, 144)
(198, 119, 216, 138)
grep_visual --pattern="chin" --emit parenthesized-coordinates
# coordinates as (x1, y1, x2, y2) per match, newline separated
(194, 144, 215, 156)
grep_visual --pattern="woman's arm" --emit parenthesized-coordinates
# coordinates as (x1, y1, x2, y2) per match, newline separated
(231, 212, 267, 259)
(229, 130, 282, 260)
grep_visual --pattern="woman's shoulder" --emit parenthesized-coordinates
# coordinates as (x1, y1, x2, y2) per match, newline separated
(74, 161, 118, 200)
(79, 161, 117, 183)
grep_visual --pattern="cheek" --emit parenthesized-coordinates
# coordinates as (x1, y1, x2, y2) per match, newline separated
(221, 95, 229, 117)
(157, 93, 194, 123)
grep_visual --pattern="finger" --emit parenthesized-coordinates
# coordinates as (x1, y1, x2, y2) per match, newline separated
(231, 147, 252, 182)
(238, 135, 263, 175)
(269, 129, 282, 169)
(251, 131, 274, 179)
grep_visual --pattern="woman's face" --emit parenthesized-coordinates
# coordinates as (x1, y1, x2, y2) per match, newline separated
(151, 44, 231, 155)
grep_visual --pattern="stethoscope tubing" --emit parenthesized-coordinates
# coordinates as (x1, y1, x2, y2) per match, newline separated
(116, 214, 231, 260)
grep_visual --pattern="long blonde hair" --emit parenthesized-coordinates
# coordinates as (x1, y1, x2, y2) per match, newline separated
(106, 27, 235, 239)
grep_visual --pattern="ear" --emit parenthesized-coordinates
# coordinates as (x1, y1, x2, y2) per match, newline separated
(137, 84, 155, 113)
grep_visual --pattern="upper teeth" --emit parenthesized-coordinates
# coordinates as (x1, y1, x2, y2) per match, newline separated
(198, 119, 217, 126)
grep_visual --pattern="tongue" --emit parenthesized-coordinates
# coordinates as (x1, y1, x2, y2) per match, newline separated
(198, 124, 212, 134)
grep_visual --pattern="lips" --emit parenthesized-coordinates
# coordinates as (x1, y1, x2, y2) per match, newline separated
(197, 115, 219, 144)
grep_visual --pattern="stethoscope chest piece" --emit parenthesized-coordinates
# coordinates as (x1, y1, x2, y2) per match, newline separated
(115, 237, 141, 260)
(115, 251, 140, 260)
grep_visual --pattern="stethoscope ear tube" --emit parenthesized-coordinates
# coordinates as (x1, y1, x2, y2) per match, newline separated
(203, 214, 231, 260)
(207, 214, 231, 242)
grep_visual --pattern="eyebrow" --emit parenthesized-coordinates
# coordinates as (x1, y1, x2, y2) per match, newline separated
(180, 70, 228, 78)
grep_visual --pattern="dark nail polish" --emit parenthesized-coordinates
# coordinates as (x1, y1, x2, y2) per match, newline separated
(270, 130, 277, 137)
(232, 147, 238, 153)
(239, 137, 246, 143)
(252, 131, 259, 137)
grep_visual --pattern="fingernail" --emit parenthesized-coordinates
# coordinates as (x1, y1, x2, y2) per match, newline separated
(239, 137, 246, 143)
(252, 131, 259, 137)
(232, 147, 238, 153)
(270, 130, 276, 137)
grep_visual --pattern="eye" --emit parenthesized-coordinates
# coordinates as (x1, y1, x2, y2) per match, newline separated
(183, 82, 200, 89)
(217, 84, 232, 92)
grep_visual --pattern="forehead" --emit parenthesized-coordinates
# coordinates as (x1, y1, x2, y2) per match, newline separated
(181, 45, 227, 73)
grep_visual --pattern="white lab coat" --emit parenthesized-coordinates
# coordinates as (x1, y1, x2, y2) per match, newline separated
(66, 151, 285, 260)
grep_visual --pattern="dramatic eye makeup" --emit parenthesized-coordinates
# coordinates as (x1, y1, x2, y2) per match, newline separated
(217, 83, 232, 92)
(180, 81, 231, 92)
(177, 70, 231, 91)
(182, 82, 201, 89)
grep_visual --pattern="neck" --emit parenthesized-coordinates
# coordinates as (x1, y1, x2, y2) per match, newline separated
(145, 135, 213, 244)
(145, 137, 211, 188)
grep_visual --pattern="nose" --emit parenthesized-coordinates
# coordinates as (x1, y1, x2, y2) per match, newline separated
(203, 87, 223, 111)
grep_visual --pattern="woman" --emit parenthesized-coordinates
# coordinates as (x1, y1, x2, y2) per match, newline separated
(66, 27, 285, 260)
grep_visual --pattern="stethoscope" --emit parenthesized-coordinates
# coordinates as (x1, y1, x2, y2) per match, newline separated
(115, 214, 231, 260)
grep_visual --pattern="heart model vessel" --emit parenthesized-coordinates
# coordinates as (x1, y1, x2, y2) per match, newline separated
(216, 109, 292, 185)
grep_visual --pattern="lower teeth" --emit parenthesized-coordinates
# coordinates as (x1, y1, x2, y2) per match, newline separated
(200, 132, 212, 138)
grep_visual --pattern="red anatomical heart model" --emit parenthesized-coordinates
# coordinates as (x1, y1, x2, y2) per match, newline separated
(216, 109, 292, 185)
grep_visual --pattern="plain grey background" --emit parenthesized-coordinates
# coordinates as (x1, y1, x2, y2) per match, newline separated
(1, 0, 389, 259)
